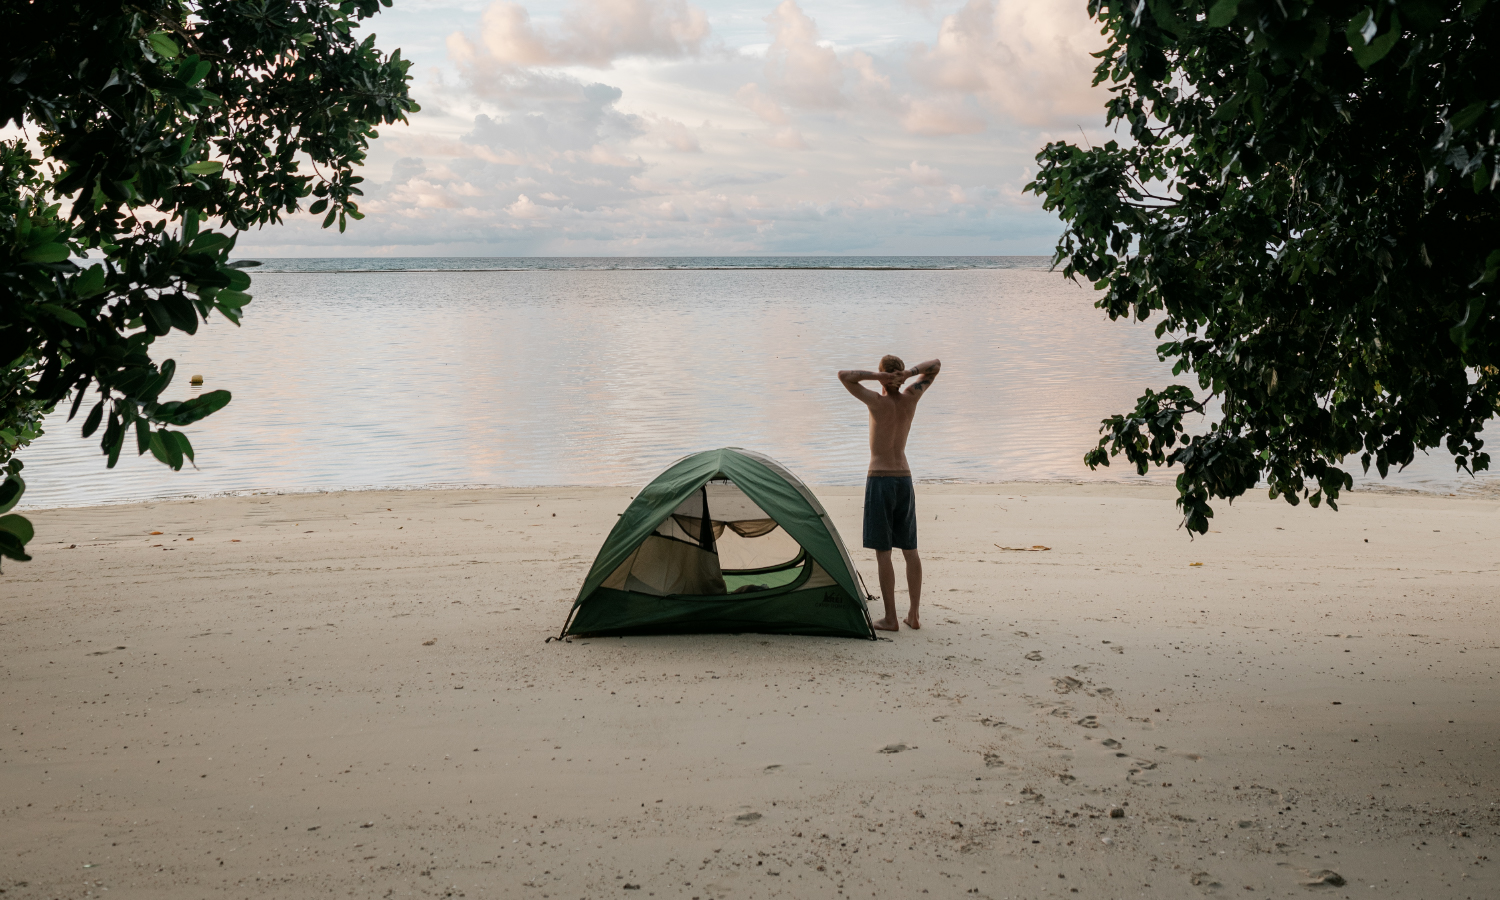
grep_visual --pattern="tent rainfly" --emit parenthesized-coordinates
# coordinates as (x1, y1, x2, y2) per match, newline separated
(560, 448, 876, 639)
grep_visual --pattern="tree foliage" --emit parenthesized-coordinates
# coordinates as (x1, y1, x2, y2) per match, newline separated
(1028, 0, 1499, 533)
(1, 0, 417, 567)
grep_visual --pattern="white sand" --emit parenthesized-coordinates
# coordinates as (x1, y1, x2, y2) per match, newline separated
(3, 483, 1499, 899)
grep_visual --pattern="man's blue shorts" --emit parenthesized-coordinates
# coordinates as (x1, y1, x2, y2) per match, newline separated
(863, 475, 917, 551)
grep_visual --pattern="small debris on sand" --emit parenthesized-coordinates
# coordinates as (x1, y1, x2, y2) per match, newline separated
(879, 743, 908, 754)
(1301, 870, 1346, 887)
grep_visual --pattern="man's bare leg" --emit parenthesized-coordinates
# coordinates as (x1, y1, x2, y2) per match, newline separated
(901, 548, 922, 629)
(872, 550, 899, 631)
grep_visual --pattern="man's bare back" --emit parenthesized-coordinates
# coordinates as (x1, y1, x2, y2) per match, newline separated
(838, 356, 941, 632)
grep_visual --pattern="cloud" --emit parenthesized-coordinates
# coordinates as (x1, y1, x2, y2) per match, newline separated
(237, 0, 1102, 257)
(648, 115, 702, 152)
(762, 0, 844, 109)
(906, 160, 945, 186)
(736, 83, 790, 126)
(735, 83, 809, 150)
(506, 194, 547, 218)
(448, 0, 710, 72)
(900, 98, 985, 136)
(907, 0, 1106, 127)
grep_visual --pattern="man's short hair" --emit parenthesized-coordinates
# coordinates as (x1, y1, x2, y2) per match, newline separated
(879, 354, 904, 373)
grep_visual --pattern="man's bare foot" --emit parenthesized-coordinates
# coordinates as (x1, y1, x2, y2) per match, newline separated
(872, 616, 900, 632)
(904, 614, 920, 630)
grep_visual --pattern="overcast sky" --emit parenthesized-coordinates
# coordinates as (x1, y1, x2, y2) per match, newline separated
(238, 0, 1111, 257)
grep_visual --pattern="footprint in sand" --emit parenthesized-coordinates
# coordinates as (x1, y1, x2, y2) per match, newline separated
(1053, 676, 1083, 693)
(1024, 651, 1044, 661)
(983, 752, 1005, 768)
(1075, 715, 1100, 728)
(1101, 738, 1122, 749)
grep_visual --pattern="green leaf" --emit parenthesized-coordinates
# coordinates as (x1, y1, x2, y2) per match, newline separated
(0, 473, 23, 515)
(171, 430, 196, 465)
(1207, 0, 1240, 27)
(21, 242, 69, 263)
(1450, 101, 1488, 134)
(216, 290, 251, 309)
(157, 390, 231, 426)
(190, 231, 230, 252)
(75, 264, 107, 298)
(142, 298, 173, 335)
(106, 427, 124, 469)
(1348, 9, 1401, 68)
(38, 303, 86, 328)
(148, 430, 184, 469)
(148, 32, 180, 58)
(161, 292, 200, 334)
(308, 198, 329, 215)
(82, 401, 104, 438)
(184, 161, 224, 176)
(0, 529, 32, 564)
(0, 514, 36, 545)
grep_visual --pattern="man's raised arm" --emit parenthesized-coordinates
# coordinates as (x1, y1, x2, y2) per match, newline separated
(901, 358, 942, 396)
(839, 369, 895, 403)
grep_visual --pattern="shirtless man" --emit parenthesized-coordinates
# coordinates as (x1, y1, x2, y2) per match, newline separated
(837, 355, 941, 631)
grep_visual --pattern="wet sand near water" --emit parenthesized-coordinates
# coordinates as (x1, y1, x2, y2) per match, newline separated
(3, 483, 1499, 899)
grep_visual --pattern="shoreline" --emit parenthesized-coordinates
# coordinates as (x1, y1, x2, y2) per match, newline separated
(5, 483, 1499, 898)
(18, 473, 1499, 514)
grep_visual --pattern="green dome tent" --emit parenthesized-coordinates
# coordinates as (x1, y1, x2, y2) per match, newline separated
(560, 448, 876, 639)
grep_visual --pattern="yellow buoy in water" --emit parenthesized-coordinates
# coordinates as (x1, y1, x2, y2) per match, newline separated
(190, 374, 204, 385)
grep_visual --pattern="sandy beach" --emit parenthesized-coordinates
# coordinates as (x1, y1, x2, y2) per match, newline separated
(4, 482, 1499, 899)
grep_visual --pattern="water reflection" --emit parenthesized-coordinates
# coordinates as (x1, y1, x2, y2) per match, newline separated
(20, 266, 1493, 508)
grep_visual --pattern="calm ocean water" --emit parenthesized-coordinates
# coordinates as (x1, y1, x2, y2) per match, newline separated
(19, 257, 1494, 508)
